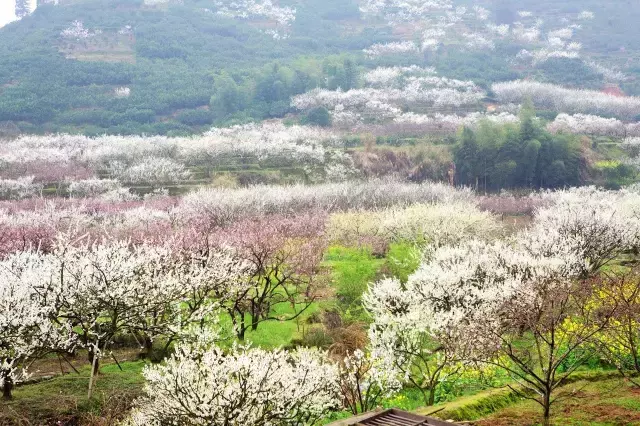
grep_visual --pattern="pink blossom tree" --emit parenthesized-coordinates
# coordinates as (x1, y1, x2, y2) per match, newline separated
(215, 213, 328, 340)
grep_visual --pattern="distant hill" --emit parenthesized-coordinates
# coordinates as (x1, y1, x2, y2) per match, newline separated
(1, 0, 639, 136)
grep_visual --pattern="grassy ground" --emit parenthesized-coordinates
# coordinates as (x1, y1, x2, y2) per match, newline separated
(323, 245, 386, 320)
(0, 361, 145, 426)
(222, 301, 322, 349)
(472, 377, 640, 426)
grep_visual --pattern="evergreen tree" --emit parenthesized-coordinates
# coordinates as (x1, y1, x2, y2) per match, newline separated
(303, 107, 332, 127)
(519, 99, 537, 142)
(454, 127, 479, 188)
(210, 74, 246, 117)
(521, 139, 541, 188)
(343, 59, 358, 90)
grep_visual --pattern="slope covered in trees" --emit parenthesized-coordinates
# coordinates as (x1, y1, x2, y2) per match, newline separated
(0, 0, 383, 135)
(1, 0, 640, 135)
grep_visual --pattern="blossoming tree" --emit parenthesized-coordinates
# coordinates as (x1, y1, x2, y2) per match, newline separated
(0, 251, 75, 400)
(125, 343, 339, 425)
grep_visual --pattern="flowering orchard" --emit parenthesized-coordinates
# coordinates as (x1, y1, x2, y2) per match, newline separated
(291, 66, 504, 129)
(493, 81, 640, 120)
(0, 123, 355, 196)
(0, 171, 638, 426)
(363, 187, 640, 424)
(358, 0, 597, 75)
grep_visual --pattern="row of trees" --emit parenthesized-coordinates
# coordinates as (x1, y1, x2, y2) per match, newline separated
(0, 123, 342, 189)
(0, 179, 471, 260)
(0, 209, 331, 400)
(493, 80, 640, 120)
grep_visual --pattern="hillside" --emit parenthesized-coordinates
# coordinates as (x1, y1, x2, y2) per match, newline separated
(0, 0, 381, 135)
(1, 0, 640, 136)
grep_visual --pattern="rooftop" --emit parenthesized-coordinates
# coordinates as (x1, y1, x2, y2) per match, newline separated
(334, 409, 460, 426)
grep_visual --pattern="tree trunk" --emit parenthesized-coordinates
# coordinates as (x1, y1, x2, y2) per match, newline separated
(250, 301, 260, 332)
(420, 387, 436, 407)
(251, 311, 260, 331)
(237, 313, 246, 341)
(143, 335, 154, 358)
(1, 374, 12, 401)
(87, 347, 100, 376)
(542, 391, 552, 426)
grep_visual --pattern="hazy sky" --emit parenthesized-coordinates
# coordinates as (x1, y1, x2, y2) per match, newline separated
(0, 0, 39, 29)
(0, 0, 17, 29)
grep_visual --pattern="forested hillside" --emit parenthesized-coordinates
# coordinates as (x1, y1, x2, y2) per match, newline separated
(0, 0, 382, 135)
(1, 0, 640, 136)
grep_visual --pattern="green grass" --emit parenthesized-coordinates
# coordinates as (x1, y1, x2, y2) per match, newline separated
(383, 242, 421, 283)
(234, 302, 322, 349)
(324, 246, 386, 320)
(422, 386, 526, 421)
(1, 360, 145, 424)
(217, 243, 414, 347)
(470, 376, 640, 426)
(413, 371, 628, 425)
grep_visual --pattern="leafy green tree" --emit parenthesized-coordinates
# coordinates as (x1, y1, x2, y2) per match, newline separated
(519, 99, 537, 143)
(177, 109, 214, 126)
(343, 59, 359, 91)
(454, 127, 479, 188)
(547, 160, 568, 188)
(210, 74, 247, 117)
(521, 140, 541, 188)
(492, 160, 517, 190)
(455, 118, 585, 191)
(303, 107, 332, 127)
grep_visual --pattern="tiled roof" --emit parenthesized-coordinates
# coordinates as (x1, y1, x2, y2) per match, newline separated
(350, 409, 458, 426)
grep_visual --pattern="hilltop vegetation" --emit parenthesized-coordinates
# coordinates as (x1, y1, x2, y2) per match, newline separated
(0, 0, 381, 135)
(1, 0, 640, 136)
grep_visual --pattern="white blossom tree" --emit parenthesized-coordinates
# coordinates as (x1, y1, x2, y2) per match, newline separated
(46, 236, 182, 376)
(166, 240, 253, 348)
(493, 81, 640, 120)
(364, 276, 465, 406)
(338, 349, 401, 414)
(0, 251, 75, 400)
(67, 178, 122, 198)
(547, 113, 628, 138)
(109, 158, 191, 185)
(401, 236, 614, 425)
(0, 176, 42, 200)
(328, 201, 500, 253)
(523, 187, 640, 275)
(124, 343, 339, 425)
(212, 0, 296, 39)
